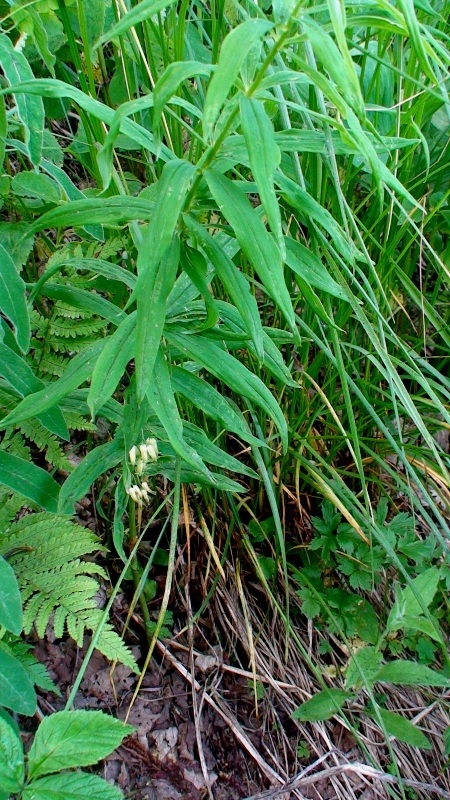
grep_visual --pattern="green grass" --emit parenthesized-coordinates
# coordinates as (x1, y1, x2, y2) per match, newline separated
(0, 0, 450, 796)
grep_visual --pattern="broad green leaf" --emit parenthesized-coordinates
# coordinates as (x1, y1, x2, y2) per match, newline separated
(285, 238, 347, 300)
(12, 172, 60, 204)
(23, 772, 123, 800)
(0, 646, 36, 715)
(147, 349, 213, 482)
(153, 61, 213, 138)
(376, 661, 450, 687)
(202, 20, 272, 139)
(205, 170, 297, 335)
(133, 159, 194, 400)
(378, 709, 431, 750)
(0, 35, 44, 165)
(0, 713, 24, 793)
(58, 438, 124, 514)
(166, 331, 288, 450)
(0, 342, 69, 439)
(0, 340, 105, 429)
(386, 568, 442, 637)
(240, 96, 283, 254)
(0, 243, 30, 352)
(171, 367, 264, 447)
(0, 451, 60, 512)
(96, 0, 177, 46)
(27, 710, 133, 779)
(88, 312, 136, 418)
(292, 689, 351, 722)
(83, 0, 106, 48)
(0, 556, 22, 635)
(345, 646, 383, 690)
(184, 214, 264, 357)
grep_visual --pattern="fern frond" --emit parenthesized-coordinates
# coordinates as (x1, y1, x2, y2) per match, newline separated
(18, 420, 73, 472)
(0, 513, 138, 672)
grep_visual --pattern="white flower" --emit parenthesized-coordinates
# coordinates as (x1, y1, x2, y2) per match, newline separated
(139, 443, 149, 463)
(127, 485, 142, 504)
(145, 438, 158, 462)
(136, 459, 145, 476)
(129, 445, 138, 466)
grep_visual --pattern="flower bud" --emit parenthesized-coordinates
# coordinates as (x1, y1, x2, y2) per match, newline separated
(136, 459, 145, 476)
(145, 438, 158, 462)
(139, 444, 149, 463)
(129, 445, 138, 466)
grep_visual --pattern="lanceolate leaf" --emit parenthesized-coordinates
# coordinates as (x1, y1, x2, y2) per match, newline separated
(0, 343, 69, 439)
(184, 214, 264, 358)
(153, 61, 213, 138)
(96, 0, 178, 46)
(240, 96, 283, 255)
(0, 243, 30, 353)
(205, 170, 297, 336)
(88, 313, 136, 418)
(147, 349, 214, 482)
(376, 661, 450, 687)
(28, 197, 155, 236)
(136, 236, 181, 401)
(171, 367, 264, 447)
(0, 340, 105, 429)
(292, 689, 351, 722)
(377, 709, 431, 750)
(58, 438, 124, 514)
(202, 20, 272, 140)
(0, 715, 24, 794)
(0, 557, 22, 635)
(27, 710, 133, 779)
(0, 35, 44, 166)
(0, 452, 60, 512)
(166, 331, 288, 450)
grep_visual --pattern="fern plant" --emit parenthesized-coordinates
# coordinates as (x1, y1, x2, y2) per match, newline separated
(0, 511, 138, 671)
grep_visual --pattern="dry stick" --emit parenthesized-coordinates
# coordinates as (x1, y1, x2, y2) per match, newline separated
(242, 759, 450, 800)
(154, 639, 283, 785)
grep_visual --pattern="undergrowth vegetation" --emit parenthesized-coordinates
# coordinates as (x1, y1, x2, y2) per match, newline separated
(0, 0, 449, 796)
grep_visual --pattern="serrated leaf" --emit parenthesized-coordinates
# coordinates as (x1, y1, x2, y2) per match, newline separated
(377, 709, 432, 750)
(0, 714, 24, 793)
(240, 95, 283, 255)
(0, 646, 36, 715)
(12, 172, 60, 204)
(376, 661, 450, 687)
(27, 710, 134, 779)
(23, 771, 124, 800)
(203, 20, 272, 139)
(0, 557, 22, 635)
(205, 170, 297, 335)
(95, 626, 139, 673)
(0, 451, 60, 512)
(0, 35, 44, 165)
(292, 689, 351, 722)
(0, 243, 30, 352)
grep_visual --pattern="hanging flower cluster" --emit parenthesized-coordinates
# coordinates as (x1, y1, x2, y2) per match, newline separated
(126, 438, 158, 506)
